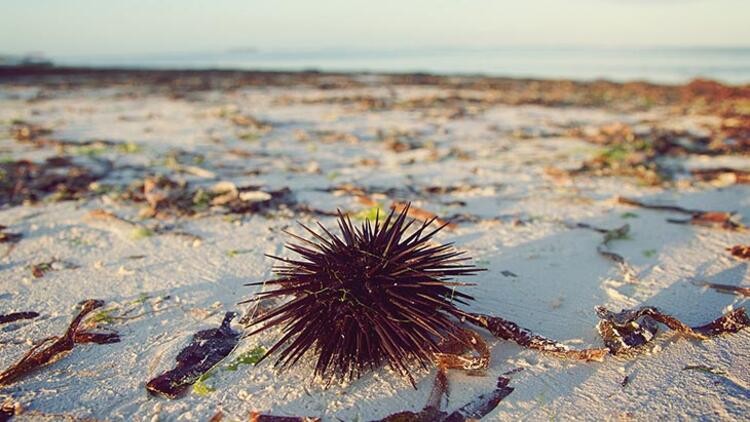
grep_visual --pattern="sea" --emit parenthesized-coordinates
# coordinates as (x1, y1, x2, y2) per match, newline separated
(53, 46, 750, 85)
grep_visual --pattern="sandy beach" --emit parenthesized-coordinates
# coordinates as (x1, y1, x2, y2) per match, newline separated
(1, 69, 749, 421)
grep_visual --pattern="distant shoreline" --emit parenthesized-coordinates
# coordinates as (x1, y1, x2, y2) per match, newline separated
(1, 64, 747, 88)
(2, 65, 748, 116)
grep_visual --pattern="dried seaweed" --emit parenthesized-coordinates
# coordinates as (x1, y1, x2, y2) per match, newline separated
(230, 114, 272, 133)
(471, 304, 750, 359)
(87, 209, 201, 243)
(561, 144, 667, 186)
(616, 196, 745, 231)
(595, 308, 658, 354)
(1, 397, 22, 421)
(682, 365, 750, 393)
(126, 175, 196, 218)
(375, 369, 447, 422)
(668, 212, 745, 231)
(146, 312, 239, 399)
(291, 203, 344, 218)
(442, 376, 514, 421)
(296, 129, 359, 145)
(690, 309, 750, 336)
(215, 186, 295, 215)
(390, 202, 457, 230)
(374, 369, 514, 422)
(16, 134, 128, 156)
(547, 116, 750, 185)
(695, 281, 750, 297)
(434, 329, 490, 375)
(691, 168, 750, 185)
(119, 176, 295, 218)
(28, 259, 79, 279)
(727, 245, 750, 260)
(248, 414, 320, 422)
(615, 196, 701, 214)
(0, 226, 22, 245)
(547, 124, 703, 185)
(578, 124, 721, 156)
(0, 157, 111, 206)
(0, 312, 39, 325)
(0, 299, 120, 386)
(620, 375, 630, 388)
(574, 222, 638, 283)
(595, 306, 750, 354)
(10, 121, 52, 142)
(9, 121, 133, 156)
(464, 313, 608, 361)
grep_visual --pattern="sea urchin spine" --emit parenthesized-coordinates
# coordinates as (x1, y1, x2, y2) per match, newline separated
(243, 205, 482, 385)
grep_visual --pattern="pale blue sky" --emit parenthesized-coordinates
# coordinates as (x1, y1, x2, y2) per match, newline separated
(1, 0, 748, 56)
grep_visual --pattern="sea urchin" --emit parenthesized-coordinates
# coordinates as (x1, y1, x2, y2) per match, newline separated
(243, 205, 482, 384)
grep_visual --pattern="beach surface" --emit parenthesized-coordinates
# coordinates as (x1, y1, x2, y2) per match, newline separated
(1, 69, 749, 421)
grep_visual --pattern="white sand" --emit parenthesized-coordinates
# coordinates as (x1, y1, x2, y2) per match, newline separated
(1, 82, 748, 421)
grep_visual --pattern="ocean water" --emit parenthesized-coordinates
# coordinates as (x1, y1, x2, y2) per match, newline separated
(56, 46, 750, 84)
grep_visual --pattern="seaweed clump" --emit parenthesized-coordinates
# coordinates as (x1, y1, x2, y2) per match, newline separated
(0, 157, 110, 206)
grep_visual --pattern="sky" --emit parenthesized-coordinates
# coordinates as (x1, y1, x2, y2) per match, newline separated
(1, 0, 748, 57)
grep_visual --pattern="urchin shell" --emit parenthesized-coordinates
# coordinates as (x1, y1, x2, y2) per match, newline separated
(244, 205, 482, 384)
